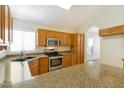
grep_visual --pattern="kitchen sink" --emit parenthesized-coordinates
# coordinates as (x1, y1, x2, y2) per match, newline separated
(12, 56, 35, 62)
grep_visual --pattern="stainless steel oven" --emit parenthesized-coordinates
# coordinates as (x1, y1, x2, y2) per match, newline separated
(47, 38, 60, 47)
(49, 56, 63, 71)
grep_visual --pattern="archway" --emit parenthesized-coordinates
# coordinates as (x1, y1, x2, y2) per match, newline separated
(85, 26, 100, 62)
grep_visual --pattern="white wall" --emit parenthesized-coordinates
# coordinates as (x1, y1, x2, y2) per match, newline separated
(13, 18, 75, 33)
(78, 6, 124, 68)
(100, 35, 124, 68)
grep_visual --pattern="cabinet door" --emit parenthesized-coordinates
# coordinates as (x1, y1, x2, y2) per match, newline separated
(71, 34, 74, 46)
(72, 33, 84, 64)
(67, 33, 73, 46)
(60, 32, 68, 46)
(28, 59, 39, 76)
(63, 55, 72, 68)
(109, 25, 124, 35)
(9, 11, 13, 43)
(0, 6, 2, 41)
(39, 57, 48, 74)
(4, 6, 9, 44)
(47, 30, 54, 38)
(99, 28, 110, 36)
(71, 54, 78, 65)
(38, 29, 47, 46)
(53, 31, 59, 38)
(80, 34, 84, 64)
(0, 5, 5, 43)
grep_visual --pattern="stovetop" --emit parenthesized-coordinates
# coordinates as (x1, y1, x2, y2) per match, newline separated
(44, 51, 63, 57)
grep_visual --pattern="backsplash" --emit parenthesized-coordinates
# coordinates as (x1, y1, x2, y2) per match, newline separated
(7, 46, 71, 55)
(0, 49, 7, 59)
(35, 46, 71, 53)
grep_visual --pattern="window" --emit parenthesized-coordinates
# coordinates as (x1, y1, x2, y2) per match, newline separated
(11, 30, 35, 52)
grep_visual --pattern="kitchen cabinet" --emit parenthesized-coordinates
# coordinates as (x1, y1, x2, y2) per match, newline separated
(37, 28, 74, 46)
(63, 54, 72, 68)
(9, 10, 13, 43)
(53, 31, 60, 38)
(71, 54, 78, 66)
(99, 28, 110, 36)
(5, 6, 9, 44)
(99, 25, 124, 37)
(28, 57, 49, 76)
(28, 59, 40, 76)
(80, 34, 84, 63)
(47, 30, 54, 37)
(60, 32, 67, 46)
(0, 5, 13, 45)
(67, 33, 73, 46)
(0, 5, 4, 43)
(72, 33, 84, 64)
(38, 29, 47, 46)
(39, 57, 49, 74)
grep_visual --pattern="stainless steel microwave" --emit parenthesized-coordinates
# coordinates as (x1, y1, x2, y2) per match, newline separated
(46, 38, 60, 47)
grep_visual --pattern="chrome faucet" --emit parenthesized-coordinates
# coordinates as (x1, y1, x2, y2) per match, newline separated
(20, 50, 25, 58)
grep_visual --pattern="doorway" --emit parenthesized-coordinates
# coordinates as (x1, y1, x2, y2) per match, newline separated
(85, 26, 100, 62)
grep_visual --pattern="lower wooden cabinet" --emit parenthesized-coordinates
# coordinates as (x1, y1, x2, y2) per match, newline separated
(71, 54, 78, 66)
(28, 59, 39, 76)
(39, 57, 49, 74)
(28, 57, 48, 76)
(28, 54, 79, 76)
(63, 55, 72, 68)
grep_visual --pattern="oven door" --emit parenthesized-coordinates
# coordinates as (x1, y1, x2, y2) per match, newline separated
(49, 56, 63, 71)
(47, 38, 60, 47)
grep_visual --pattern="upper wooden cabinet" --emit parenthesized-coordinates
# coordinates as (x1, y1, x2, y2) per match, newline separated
(99, 25, 124, 37)
(37, 28, 74, 46)
(60, 32, 68, 46)
(5, 6, 9, 44)
(0, 6, 4, 43)
(38, 29, 47, 46)
(0, 5, 13, 45)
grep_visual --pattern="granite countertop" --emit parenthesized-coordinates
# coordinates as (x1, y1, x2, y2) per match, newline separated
(7, 62, 124, 88)
(0, 51, 76, 63)
(0, 53, 48, 64)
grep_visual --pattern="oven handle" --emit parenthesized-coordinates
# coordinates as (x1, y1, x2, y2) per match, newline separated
(49, 56, 63, 59)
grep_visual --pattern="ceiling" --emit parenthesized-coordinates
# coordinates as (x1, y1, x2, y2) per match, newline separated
(9, 5, 103, 30)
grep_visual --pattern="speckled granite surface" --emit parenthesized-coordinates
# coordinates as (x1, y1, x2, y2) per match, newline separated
(10, 61, 124, 88)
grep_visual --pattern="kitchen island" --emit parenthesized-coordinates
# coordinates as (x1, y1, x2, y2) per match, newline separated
(11, 61, 124, 88)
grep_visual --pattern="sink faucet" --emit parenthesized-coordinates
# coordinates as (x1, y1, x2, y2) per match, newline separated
(20, 50, 26, 58)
